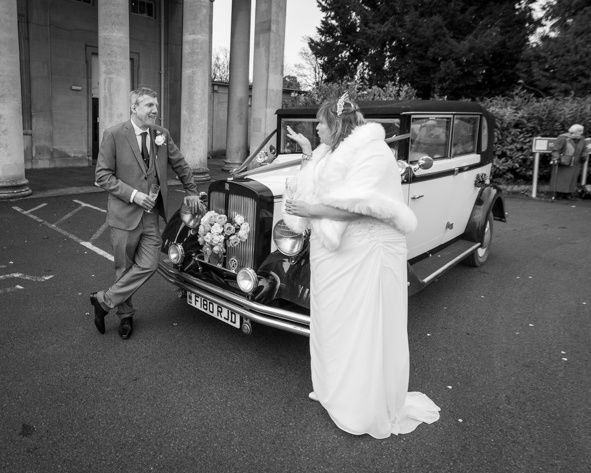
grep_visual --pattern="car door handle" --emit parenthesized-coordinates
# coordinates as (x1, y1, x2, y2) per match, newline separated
(411, 194, 424, 200)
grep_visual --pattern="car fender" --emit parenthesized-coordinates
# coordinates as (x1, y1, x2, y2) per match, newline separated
(463, 185, 506, 242)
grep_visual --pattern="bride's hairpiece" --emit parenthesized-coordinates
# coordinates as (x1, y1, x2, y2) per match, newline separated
(336, 92, 349, 117)
(336, 91, 358, 118)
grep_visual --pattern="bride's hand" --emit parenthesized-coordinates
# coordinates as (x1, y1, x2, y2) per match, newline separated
(285, 198, 312, 218)
(286, 126, 312, 155)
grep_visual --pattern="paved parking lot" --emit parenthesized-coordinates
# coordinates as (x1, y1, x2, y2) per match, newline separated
(1, 190, 590, 473)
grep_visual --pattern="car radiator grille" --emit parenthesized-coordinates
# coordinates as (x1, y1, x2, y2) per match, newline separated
(210, 190, 257, 270)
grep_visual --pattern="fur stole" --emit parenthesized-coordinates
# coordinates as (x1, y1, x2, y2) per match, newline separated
(283, 122, 417, 251)
(315, 122, 417, 240)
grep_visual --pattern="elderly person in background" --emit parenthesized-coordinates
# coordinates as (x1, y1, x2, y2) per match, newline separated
(551, 124, 588, 200)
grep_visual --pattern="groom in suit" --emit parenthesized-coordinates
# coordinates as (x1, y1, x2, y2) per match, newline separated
(90, 87, 202, 339)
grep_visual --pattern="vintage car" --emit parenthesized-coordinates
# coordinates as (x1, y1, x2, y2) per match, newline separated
(157, 100, 506, 336)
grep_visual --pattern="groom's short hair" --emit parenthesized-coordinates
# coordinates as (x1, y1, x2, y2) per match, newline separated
(130, 87, 158, 111)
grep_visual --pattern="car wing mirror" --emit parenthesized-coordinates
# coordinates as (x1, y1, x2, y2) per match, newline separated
(397, 156, 434, 183)
(417, 155, 433, 170)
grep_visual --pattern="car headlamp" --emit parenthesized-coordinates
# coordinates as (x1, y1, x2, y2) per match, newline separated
(168, 243, 185, 265)
(237, 268, 258, 294)
(273, 220, 305, 256)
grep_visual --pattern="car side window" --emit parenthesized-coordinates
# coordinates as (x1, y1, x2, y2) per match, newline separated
(481, 117, 489, 153)
(279, 119, 320, 154)
(368, 118, 401, 159)
(451, 115, 480, 157)
(409, 116, 451, 161)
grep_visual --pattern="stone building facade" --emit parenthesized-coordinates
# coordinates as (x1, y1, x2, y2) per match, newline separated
(0, 0, 287, 197)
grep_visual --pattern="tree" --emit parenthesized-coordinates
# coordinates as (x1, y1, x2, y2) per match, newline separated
(309, 0, 537, 99)
(292, 41, 325, 90)
(519, 0, 591, 96)
(211, 47, 230, 82)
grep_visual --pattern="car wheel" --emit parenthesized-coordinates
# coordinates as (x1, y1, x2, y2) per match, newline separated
(464, 212, 493, 267)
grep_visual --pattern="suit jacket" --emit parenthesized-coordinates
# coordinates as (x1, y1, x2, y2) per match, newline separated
(95, 120, 198, 230)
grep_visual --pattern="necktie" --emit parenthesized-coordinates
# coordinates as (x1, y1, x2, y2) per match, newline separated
(140, 131, 150, 168)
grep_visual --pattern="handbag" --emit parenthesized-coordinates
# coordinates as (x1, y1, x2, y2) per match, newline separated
(558, 138, 576, 166)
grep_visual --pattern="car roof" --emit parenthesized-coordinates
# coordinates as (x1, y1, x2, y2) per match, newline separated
(276, 100, 488, 117)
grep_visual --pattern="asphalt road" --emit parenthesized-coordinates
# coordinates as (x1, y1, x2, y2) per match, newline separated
(1, 190, 590, 473)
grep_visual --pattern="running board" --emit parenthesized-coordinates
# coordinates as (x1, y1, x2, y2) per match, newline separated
(408, 239, 481, 295)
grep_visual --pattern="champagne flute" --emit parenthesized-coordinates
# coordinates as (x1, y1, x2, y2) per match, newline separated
(285, 176, 297, 199)
(145, 183, 160, 213)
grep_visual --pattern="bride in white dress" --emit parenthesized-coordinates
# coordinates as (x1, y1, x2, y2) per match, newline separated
(284, 93, 440, 439)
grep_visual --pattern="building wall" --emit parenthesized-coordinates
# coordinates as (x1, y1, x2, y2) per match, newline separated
(17, 0, 295, 169)
(20, 0, 164, 169)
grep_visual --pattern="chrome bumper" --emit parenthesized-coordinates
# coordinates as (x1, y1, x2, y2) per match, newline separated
(157, 259, 311, 337)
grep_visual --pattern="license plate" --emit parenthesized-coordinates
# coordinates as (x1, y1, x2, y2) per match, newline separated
(186, 292, 241, 329)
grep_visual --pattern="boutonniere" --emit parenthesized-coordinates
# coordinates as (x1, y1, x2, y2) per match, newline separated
(154, 131, 166, 147)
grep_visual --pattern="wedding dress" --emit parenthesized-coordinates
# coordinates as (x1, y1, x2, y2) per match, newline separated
(300, 123, 440, 438)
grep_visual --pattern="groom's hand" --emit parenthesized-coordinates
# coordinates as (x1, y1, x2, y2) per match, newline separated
(183, 195, 205, 215)
(133, 191, 155, 211)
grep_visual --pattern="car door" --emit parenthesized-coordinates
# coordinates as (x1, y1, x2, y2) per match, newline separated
(405, 115, 455, 259)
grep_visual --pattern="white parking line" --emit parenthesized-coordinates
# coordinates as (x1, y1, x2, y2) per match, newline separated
(0, 273, 55, 282)
(12, 206, 114, 262)
(0, 274, 53, 295)
(53, 206, 84, 226)
(0, 286, 24, 295)
(72, 199, 107, 213)
(23, 203, 47, 214)
(89, 221, 109, 243)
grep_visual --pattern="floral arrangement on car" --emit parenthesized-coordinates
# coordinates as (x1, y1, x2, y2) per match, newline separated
(474, 173, 490, 188)
(197, 210, 250, 264)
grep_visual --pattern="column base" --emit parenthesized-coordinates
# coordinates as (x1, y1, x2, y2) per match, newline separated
(222, 160, 242, 172)
(0, 178, 32, 200)
(192, 167, 211, 182)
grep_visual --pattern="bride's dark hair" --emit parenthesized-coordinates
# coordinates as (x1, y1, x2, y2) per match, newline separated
(317, 95, 365, 150)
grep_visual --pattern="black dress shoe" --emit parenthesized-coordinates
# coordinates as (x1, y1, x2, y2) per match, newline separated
(90, 292, 108, 334)
(118, 317, 134, 340)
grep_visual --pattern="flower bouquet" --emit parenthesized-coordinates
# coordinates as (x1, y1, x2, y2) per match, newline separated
(197, 210, 250, 265)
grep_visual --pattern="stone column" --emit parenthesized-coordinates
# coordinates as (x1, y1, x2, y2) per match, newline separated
(98, 0, 130, 138)
(28, 0, 53, 168)
(181, 0, 212, 181)
(223, 0, 251, 171)
(0, 0, 31, 199)
(250, 0, 286, 151)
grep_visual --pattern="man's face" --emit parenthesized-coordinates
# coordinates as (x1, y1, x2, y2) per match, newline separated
(132, 95, 159, 128)
(570, 129, 583, 139)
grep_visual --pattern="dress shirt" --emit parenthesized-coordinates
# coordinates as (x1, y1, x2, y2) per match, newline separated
(129, 118, 151, 203)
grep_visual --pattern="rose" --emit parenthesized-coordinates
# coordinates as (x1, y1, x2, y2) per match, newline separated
(237, 230, 248, 242)
(154, 133, 165, 146)
(224, 223, 236, 236)
(211, 223, 223, 235)
(216, 214, 228, 226)
(202, 211, 218, 226)
(212, 234, 224, 246)
(204, 233, 213, 244)
(240, 222, 250, 233)
(228, 235, 240, 247)
(234, 214, 245, 226)
(212, 245, 223, 255)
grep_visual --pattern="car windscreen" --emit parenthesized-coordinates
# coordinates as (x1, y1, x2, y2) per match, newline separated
(278, 117, 401, 157)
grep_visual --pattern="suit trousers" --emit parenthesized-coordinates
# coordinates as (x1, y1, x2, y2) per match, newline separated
(99, 211, 161, 319)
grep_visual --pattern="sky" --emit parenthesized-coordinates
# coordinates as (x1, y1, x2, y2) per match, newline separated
(211, 0, 322, 71)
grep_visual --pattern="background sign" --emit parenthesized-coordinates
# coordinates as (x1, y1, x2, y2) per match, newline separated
(532, 137, 556, 153)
